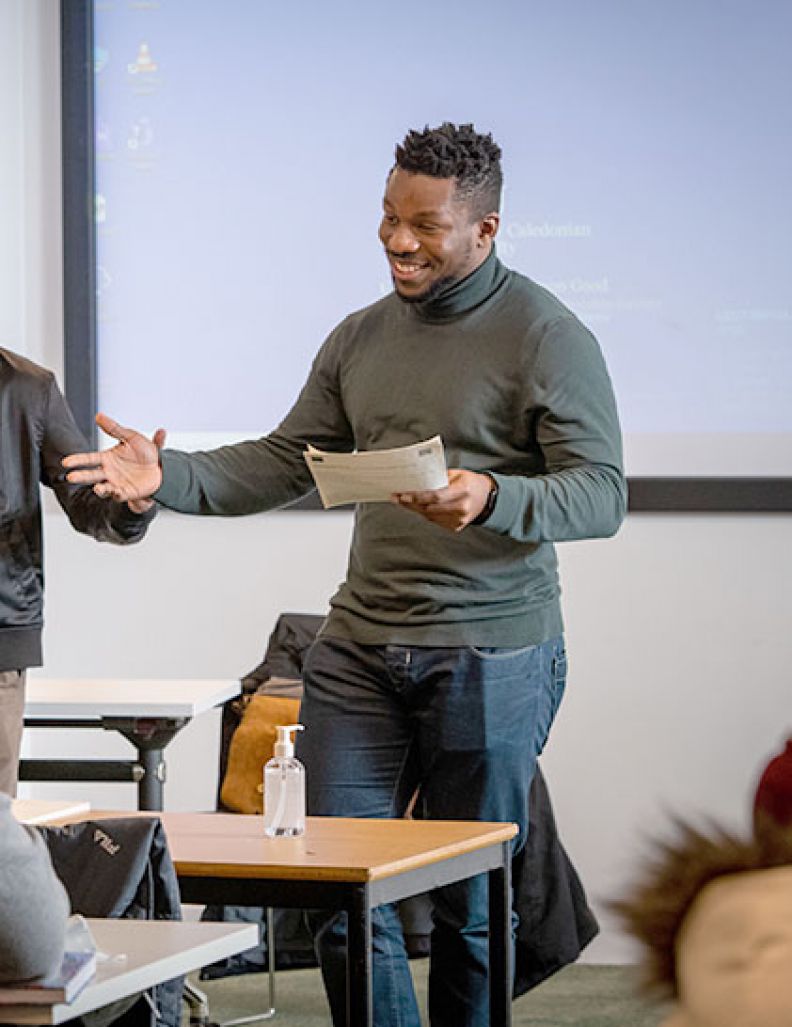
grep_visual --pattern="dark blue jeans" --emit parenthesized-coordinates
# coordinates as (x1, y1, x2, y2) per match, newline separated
(297, 635, 567, 1027)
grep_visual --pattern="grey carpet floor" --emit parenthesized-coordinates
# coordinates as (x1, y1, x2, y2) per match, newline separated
(184, 962, 671, 1026)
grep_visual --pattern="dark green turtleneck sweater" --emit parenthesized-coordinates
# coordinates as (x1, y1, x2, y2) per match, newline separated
(157, 250, 626, 646)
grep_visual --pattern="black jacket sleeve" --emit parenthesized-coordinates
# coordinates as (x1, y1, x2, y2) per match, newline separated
(39, 375, 156, 543)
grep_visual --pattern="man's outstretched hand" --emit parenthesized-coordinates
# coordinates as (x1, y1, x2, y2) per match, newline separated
(63, 413, 166, 510)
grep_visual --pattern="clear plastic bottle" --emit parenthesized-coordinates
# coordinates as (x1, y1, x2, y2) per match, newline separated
(263, 724, 305, 837)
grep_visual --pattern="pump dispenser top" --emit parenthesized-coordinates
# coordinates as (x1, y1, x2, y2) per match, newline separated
(273, 723, 303, 758)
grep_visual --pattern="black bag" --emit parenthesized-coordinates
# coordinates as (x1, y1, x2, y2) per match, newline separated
(42, 816, 184, 1027)
(512, 769, 599, 995)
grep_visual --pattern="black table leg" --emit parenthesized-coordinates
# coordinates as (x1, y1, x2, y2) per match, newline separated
(347, 884, 373, 1027)
(111, 717, 188, 811)
(135, 745, 164, 811)
(488, 840, 513, 1027)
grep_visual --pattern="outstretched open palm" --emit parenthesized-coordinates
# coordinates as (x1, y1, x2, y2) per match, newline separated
(63, 413, 166, 505)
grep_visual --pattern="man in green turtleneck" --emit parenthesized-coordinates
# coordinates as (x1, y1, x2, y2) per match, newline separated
(65, 122, 626, 1027)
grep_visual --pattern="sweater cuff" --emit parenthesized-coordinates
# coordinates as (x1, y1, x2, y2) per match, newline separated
(154, 450, 193, 508)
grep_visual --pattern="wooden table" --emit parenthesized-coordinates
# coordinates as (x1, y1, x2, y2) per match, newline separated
(21, 679, 239, 810)
(0, 918, 257, 1025)
(58, 811, 517, 1027)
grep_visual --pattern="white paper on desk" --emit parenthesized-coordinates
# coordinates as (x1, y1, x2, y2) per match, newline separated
(303, 435, 448, 509)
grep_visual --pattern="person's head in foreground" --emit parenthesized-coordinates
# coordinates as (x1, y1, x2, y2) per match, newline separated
(380, 121, 502, 304)
(612, 819, 792, 1027)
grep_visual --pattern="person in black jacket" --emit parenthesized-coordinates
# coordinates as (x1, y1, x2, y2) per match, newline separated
(0, 347, 159, 795)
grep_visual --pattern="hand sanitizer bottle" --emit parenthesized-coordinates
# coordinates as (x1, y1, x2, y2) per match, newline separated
(263, 724, 305, 837)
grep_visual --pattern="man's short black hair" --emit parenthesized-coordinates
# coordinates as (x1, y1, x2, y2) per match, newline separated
(394, 122, 502, 219)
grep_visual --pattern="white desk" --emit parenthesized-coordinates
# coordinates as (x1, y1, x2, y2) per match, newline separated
(11, 800, 91, 825)
(22, 679, 239, 810)
(0, 919, 258, 1025)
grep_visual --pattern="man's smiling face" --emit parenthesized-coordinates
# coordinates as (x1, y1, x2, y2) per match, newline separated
(379, 168, 496, 303)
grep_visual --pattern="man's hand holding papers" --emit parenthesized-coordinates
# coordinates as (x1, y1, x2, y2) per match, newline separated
(304, 436, 496, 532)
(303, 435, 448, 508)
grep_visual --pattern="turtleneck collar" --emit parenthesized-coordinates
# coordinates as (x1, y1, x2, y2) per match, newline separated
(409, 247, 509, 323)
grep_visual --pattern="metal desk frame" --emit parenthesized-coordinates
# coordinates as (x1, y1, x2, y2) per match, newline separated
(20, 714, 188, 811)
(20, 678, 239, 811)
(177, 838, 514, 1027)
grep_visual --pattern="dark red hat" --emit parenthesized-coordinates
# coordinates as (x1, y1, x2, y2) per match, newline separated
(754, 738, 792, 831)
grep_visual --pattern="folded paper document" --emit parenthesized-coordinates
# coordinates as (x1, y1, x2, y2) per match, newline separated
(304, 435, 448, 509)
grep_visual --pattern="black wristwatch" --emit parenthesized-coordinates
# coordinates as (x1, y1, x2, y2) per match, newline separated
(471, 475, 499, 526)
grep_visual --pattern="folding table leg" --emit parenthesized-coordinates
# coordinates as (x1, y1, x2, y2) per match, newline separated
(488, 841, 513, 1027)
(347, 886, 373, 1027)
(183, 908, 276, 1026)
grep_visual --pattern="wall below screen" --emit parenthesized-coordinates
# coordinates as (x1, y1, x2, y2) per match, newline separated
(5, 0, 792, 965)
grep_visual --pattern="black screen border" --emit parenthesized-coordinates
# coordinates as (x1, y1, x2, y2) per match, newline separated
(60, 0, 792, 514)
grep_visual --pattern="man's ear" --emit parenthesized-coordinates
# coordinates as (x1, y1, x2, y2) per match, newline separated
(477, 212, 500, 246)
